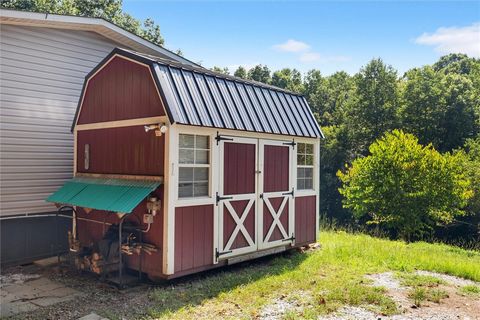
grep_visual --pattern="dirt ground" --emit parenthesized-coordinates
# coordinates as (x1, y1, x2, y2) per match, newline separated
(1, 259, 479, 320)
(333, 271, 480, 320)
(0, 260, 156, 319)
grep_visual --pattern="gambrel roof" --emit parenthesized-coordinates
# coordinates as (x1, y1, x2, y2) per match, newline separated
(73, 48, 324, 138)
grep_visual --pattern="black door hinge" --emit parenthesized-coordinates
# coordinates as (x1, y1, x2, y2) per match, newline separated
(282, 187, 295, 197)
(216, 192, 233, 205)
(283, 139, 296, 149)
(282, 234, 295, 242)
(215, 248, 233, 260)
(215, 132, 234, 145)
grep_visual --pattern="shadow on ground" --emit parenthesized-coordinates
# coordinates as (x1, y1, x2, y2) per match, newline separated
(1, 249, 309, 319)
(145, 249, 308, 318)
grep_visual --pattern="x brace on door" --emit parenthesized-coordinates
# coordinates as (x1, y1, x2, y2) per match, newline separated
(263, 196, 289, 242)
(223, 199, 255, 251)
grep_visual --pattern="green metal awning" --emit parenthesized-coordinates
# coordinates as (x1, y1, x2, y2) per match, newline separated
(47, 177, 161, 213)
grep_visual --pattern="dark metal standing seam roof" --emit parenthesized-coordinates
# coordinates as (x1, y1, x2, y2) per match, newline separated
(72, 48, 324, 138)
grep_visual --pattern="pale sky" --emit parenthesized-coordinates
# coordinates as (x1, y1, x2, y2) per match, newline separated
(124, 0, 480, 75)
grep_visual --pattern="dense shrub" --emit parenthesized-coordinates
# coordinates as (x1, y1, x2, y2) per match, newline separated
(338, 130, 473, 241)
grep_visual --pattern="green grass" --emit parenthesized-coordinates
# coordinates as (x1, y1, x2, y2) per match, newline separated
(459, 285, 480, 296)
(396, 273, 445, 287)
(427, 288, 448, 303)
(408, 287, 427, 306)
(148, 231, 480, 319)
(397, 272, 449, 306)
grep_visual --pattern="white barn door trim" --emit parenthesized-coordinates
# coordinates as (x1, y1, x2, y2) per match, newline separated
(258, 139, 295, 250)
(216, 136, 258, 261)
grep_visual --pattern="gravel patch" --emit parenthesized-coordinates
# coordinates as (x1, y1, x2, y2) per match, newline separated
(259, 292, 308, 320)
(318, 306, 378, 320)
(318, 305, 476, 320)
(365, 272, 404, 290)
(259, 299, 298, 320)
(415, 270, 479, 287)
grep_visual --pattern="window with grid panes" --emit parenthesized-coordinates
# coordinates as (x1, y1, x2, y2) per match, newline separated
(178, 134, 210, 198)
(297, 143, 314, 190)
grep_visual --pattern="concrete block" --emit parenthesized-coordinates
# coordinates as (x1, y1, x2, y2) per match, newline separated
(0, 301, 37, 317)
(78, 312, 110, 320)
(30, 295, 73, 307)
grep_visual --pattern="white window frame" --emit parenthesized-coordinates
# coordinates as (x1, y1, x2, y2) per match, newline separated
(173, 128, 216, 207)
(296, 142, 315, 193)
(177, 133, 212, 200)
(176, 133, 212, 201)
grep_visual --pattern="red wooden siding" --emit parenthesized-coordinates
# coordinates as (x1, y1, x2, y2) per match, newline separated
(263, 197, 289, 242)
(174, 205, 214, 273)
(78, 56, 165, 124)
(223, 142, 256, 195)
(294, 195, 317, 245)
(223, 200, 255, 249)
(263, 145, 289, 192)
(77, 126, 164, 176)
(76, 186, 164, 278)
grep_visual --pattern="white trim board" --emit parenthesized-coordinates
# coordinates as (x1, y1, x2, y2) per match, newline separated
(76, 116, 168, 131)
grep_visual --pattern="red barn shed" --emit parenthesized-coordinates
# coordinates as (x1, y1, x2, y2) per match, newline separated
(48, 48, 324, 281)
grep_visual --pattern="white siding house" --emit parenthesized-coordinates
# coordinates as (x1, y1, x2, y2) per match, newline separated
(0, 9, 195, 265)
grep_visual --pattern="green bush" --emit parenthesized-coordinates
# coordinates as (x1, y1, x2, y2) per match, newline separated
(338, 130, 473, 241)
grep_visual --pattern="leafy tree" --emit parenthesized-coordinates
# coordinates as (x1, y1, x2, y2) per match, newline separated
(338, 130, 472, 240)
(304, 70, 354, 127)
(247, 64, 271, 84)
(175, 49, 184, 57)
(433, 53, 480, 76)
(345, 59, 399, 156)
(440, 73, 478, 151)
(400, 59, 478, 152)
(319, 125, 354, 221)
(1, 0, 165, 45)
(462, 137, 480, 215)
(234, 66, 247, 79)
(271, 68, 303, 93)
(399, 66, 445, 148)
(303, 70, 324, 106)
(211, 66, 229, 75)
(141, 18, 163, 46)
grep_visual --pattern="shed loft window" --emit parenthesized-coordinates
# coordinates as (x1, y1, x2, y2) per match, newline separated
(178, 134, 210, 198)
(297, 143, 314, 190)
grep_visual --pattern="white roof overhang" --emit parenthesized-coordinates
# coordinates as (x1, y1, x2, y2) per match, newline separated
(0, 9, 199, 67)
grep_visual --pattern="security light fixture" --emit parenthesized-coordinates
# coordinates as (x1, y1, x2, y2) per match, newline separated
(144, 123, 168, 136)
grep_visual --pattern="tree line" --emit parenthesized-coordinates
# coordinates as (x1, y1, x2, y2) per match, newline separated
(217, 54, 479, 243)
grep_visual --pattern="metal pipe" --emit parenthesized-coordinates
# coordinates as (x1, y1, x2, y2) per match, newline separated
(140, 222, 152, 233)
(76, 217, 113, 226)
(118, 215, 126, 288)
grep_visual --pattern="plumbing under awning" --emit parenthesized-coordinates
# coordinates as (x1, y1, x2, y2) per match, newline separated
(46, 177, 161, 213)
